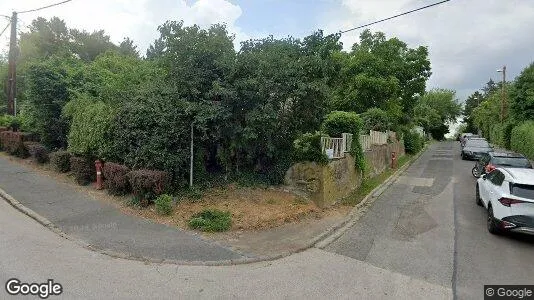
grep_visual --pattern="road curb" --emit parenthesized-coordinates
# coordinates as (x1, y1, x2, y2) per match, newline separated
(0, 146, 426, 266)
(314, 145, 427, 249)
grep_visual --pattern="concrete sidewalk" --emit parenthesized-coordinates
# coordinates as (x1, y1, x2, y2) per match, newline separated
(0, 156, 245, 263)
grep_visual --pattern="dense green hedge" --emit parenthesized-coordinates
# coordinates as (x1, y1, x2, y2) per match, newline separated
(292, 132, 329, 165)
(403, 130, 424, 154)
(489, 121, 516, 149)
(64, 99, 114, 158)
(510, 121, 534, 160)
(321, 111, 363, 137)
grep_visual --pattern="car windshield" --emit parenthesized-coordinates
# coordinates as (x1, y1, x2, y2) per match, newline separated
(510, 184, 534, 200)
(492, 157, 532, 168)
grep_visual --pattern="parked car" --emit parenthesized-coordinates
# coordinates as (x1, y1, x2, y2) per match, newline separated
(476, 168, 534, 235)
(461, 139, 493, 160)
(460, 133, 475, 147)
(472, 151, 533, 178)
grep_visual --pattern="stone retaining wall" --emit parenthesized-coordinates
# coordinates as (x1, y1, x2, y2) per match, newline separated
(285, 140, 405, 208)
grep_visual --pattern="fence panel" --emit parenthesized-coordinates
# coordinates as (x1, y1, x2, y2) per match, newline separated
(360, 135, 371, 151)
(370, 130, 388, 145)
(321, 133, 353, 159)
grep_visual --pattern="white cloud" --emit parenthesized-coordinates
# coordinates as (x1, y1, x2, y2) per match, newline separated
(0, 0, 249, 55)
(319, 0, 534, 100)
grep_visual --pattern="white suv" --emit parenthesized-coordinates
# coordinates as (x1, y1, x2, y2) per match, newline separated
(476, 167, 534, 235)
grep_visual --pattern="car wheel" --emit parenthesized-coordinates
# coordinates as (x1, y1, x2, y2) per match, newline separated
(476, 184, 483, 206)
(461, 153, 465, 160)
(487, 205, 500, 234)
(472, 166, 481, 178)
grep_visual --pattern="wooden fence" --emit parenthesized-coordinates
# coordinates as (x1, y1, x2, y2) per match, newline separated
(359, 130, 394, 151)
(321, 130, 396, 158)
(321, 133, 353, 159)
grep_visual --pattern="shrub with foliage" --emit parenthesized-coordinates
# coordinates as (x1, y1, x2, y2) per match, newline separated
(24, 142, 49, 163)
(63, 99, 115, 158)
(70, 156, 95, 185)
(127, 169, 170, 205)
(510, 121, 534, 160)
(292, 131, 328, 164)
(361, 108, 390, 132)
(25, 59, 70, 149)
(50, 150, 71, 173)
(0, 115, 20, 130)
(321, 111, 363, 137)
(403, 130, 424, 154)
(102, 162, 130, 195)
(0, 131, 36, 157)
(490, 121, 516, 149)
(155, 194, 173, 215)
(188, 209, 232, 232)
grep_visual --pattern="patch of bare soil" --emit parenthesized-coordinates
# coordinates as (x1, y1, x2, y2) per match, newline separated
(1, 153, 351, 232)
(100, 185, 351, 232)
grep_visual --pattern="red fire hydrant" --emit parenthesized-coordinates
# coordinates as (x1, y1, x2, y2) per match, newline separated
(95, 160, 103, 190)
(391, 151, 397, 169)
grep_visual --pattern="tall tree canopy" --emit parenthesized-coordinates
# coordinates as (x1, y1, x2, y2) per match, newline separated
(332, 30, 431, 121)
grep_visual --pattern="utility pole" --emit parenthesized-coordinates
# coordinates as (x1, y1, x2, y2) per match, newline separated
(190, 123, 194, 187)
(7, 11, 17, 116)
(497, 65, 506, 122)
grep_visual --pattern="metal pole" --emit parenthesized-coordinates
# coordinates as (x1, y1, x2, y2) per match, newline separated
(190, 122, 193, 187)
(7, 11, 17, 116)
(501, 65, 506, 122)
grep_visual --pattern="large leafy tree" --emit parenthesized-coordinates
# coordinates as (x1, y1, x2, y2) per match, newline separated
(70, 29, 118, 62)
(332, 30, 431, 119)
(414, 89, 461, 140)
(510, 63, 534, 121)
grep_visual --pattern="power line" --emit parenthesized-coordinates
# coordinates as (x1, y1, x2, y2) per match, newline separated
(17, 0, 73, 14)
(0, 21, 9, 38)
(340, 0, 451, 34)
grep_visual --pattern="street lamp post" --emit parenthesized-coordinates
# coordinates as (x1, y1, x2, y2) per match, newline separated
(497, 65, 506, 122)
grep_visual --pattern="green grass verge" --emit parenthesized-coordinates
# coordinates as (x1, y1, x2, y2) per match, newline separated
(342, 154, 414, 206)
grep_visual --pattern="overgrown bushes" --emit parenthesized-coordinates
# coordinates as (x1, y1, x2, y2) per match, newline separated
(127, 169, 170, 205)
(102, 162, 130, 195)
(0, 131, 36, 157)
(70, 156, 95, 185)
(321, 111, 363, 137)
(361, 108, 390, 132)
(292, 132, 328, 164)
(188, 209, 232, 232)
(50, 151, 71, 173)
(489, 121, 516, 149)
(510, 121, 534, 160)
(24, 142, 49, 163)
(64, 99, 114, 158)
(403, 130, 424, 154)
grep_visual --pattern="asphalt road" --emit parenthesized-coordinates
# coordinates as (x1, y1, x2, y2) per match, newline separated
(325, 141, 534, 299)
(0, 156, 244, 262)
(1, 141, 532, 299)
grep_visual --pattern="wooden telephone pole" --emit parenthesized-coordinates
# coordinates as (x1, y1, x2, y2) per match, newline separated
(7, 11, 17, 116)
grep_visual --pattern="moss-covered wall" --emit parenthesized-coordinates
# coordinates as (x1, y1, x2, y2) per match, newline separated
(285, 141, 405, 208)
